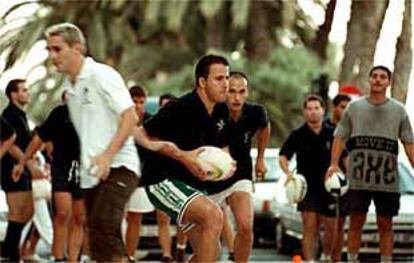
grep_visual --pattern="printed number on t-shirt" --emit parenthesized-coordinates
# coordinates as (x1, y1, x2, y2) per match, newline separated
(350, 151, 397, 186)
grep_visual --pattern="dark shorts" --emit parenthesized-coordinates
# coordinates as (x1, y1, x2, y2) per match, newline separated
(297, 187, 323, 212)
(51, 164, 83, 200)
(321, 190, 349, 217)
(1, 169, 32, 192)
(345, 190, 400, 217)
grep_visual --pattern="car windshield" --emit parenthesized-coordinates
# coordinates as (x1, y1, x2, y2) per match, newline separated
(399, 162, 414, 194)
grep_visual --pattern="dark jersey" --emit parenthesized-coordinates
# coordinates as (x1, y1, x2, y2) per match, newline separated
(143, 90, 230, 190)
(36, 105, 80, 169)
(1, 116, 15, 141)
(279, 122, 334, 194)
(1, 103, 31, 186)
(206, 103, 268, 194)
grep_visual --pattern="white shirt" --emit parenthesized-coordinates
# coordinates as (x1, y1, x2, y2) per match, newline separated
(64, 57, 140, 189)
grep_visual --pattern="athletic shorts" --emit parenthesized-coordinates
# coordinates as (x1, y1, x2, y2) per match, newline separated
(209, 179, 253, 205)
(297, 187, 323, 212)
(51, 162, 83, 200)
(126, 187, 154, 213)
(1, 170, 32, 192)
(345, 189, 400, 217)
(320, 190, 349, 218)
(145, 178, 203, 232)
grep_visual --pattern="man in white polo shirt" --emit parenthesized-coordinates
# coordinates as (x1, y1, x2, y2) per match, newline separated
(44, 23, 140, 262)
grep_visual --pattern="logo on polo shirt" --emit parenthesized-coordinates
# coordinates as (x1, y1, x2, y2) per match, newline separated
(82, 87, 92, 104)
(216, 119, 225, 131)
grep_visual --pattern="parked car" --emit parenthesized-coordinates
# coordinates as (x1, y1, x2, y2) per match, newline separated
(251, 148, 296, 247)
(272, 160, 414, 259)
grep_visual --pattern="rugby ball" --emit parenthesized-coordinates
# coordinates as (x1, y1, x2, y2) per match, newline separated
(325, 170, 349, 197)
(285, 173, 307, 204)
(197, 146, 236, 181)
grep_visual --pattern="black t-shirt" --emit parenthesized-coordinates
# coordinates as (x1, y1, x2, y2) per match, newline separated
(1, 103, 31, 176)
(206, 103, 269, 194)
(36, 105, 80, 169)
(1, 116, 15, 141)
(279, 122, 334, 193)
(143, 90, 230, 190)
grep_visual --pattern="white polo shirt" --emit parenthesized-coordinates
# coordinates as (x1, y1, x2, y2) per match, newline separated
(64, 57, 140, 189)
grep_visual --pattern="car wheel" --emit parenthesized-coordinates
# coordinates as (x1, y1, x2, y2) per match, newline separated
(276, 223, 301, 255)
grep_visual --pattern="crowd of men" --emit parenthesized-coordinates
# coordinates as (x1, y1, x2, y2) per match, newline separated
(0, 22, 413, 263)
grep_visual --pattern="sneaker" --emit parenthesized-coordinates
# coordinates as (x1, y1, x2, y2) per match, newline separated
(227, 252, 235, 262)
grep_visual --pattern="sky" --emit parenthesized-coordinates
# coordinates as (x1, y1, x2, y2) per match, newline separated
(0, 0, 413, 120)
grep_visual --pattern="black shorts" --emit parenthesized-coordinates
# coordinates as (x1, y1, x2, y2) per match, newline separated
(345, 190, 400, 217)
(297, 188, 323, 212)
(1, 169, 32, 192)
(321, 190, 349, 217)
(51, 163, 83, 200)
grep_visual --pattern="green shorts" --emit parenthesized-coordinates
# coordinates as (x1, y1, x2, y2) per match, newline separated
(145, 178, 203, 232)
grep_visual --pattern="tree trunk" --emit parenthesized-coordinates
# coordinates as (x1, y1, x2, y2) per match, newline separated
(311, 0, 337, 62)
(339, 0, 389, 94)
(246, 0, 271, 61)
(392, 0, 411, 103)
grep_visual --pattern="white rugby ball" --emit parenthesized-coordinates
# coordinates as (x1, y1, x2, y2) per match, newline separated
(325, 170, 349, 197)
(285, 173, 307, 204)
(197, 146, 236, 181)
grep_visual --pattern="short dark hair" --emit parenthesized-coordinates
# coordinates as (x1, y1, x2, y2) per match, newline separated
(304, 94, 325, 109)
(195, 54, 229, 87)
(332, 94, 351, 107)
(5, 79, 25, 100)
(229, 71, 249, 86)
(159, 93, 176, 106)
(129, 85, 147, 98)
(369, 65, 392, 80)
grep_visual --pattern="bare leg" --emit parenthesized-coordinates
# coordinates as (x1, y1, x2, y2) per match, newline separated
(377, 215, 393, 257)
(301, 211, 320, 261)
(125, 211, 143, 258)
(221, 205, 235, 256)
(156, 209, 172, 259)
(52, 192, 72, 259)
(227, 192, 253, 263)
(182, 195, 223, 262)
(322, 216, 345, 262)
(347, 212, 366, 257)
(68, 198, 86, 262)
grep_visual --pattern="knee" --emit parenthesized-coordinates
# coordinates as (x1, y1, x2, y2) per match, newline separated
(55, 209, 71, 225)
(71, 212, 85, 227)
(237, 219, 253, 237)
(203, 205, 223, 232)
(377, 217, 392, 234)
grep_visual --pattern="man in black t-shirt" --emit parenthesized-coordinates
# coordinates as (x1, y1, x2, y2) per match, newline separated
(279, 94, 334, 261)
(0, 116, 16, 158)
(135, 54, 231, 262)
(13, 91, 84, 262)
(1, 79, 38, 261)
(206, 71, 270, 262)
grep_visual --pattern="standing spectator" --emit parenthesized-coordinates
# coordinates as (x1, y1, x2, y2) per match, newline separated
(279, 94, 333, 261)
(13, 91, 85, 261)
(326, 66, 414, 263)
(1, 79, 38, 261)
(206, 71, 270, 262)
(321, 94, 351, 262)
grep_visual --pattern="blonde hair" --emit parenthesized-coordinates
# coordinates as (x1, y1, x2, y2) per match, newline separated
(45, 23, 86, 54)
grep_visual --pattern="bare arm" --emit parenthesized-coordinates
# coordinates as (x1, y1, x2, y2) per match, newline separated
(279, 155, 291, 179)
(0, 134, 16, 158)
(255, 123, 270, 181)
(12, 134, 45, 181)
(403, 143, 414, 168)
(325, 136, 346, 179)
(91, 106, 138, 180)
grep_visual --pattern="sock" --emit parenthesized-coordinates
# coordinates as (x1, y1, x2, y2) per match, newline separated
(4, 220, 26, 261)
(381, 255, 392, 263)
(347, 252, 358, 262)
(320, 253, 331, 261)
(228, 252, 235, 261)
(176, 243, 186, 250)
